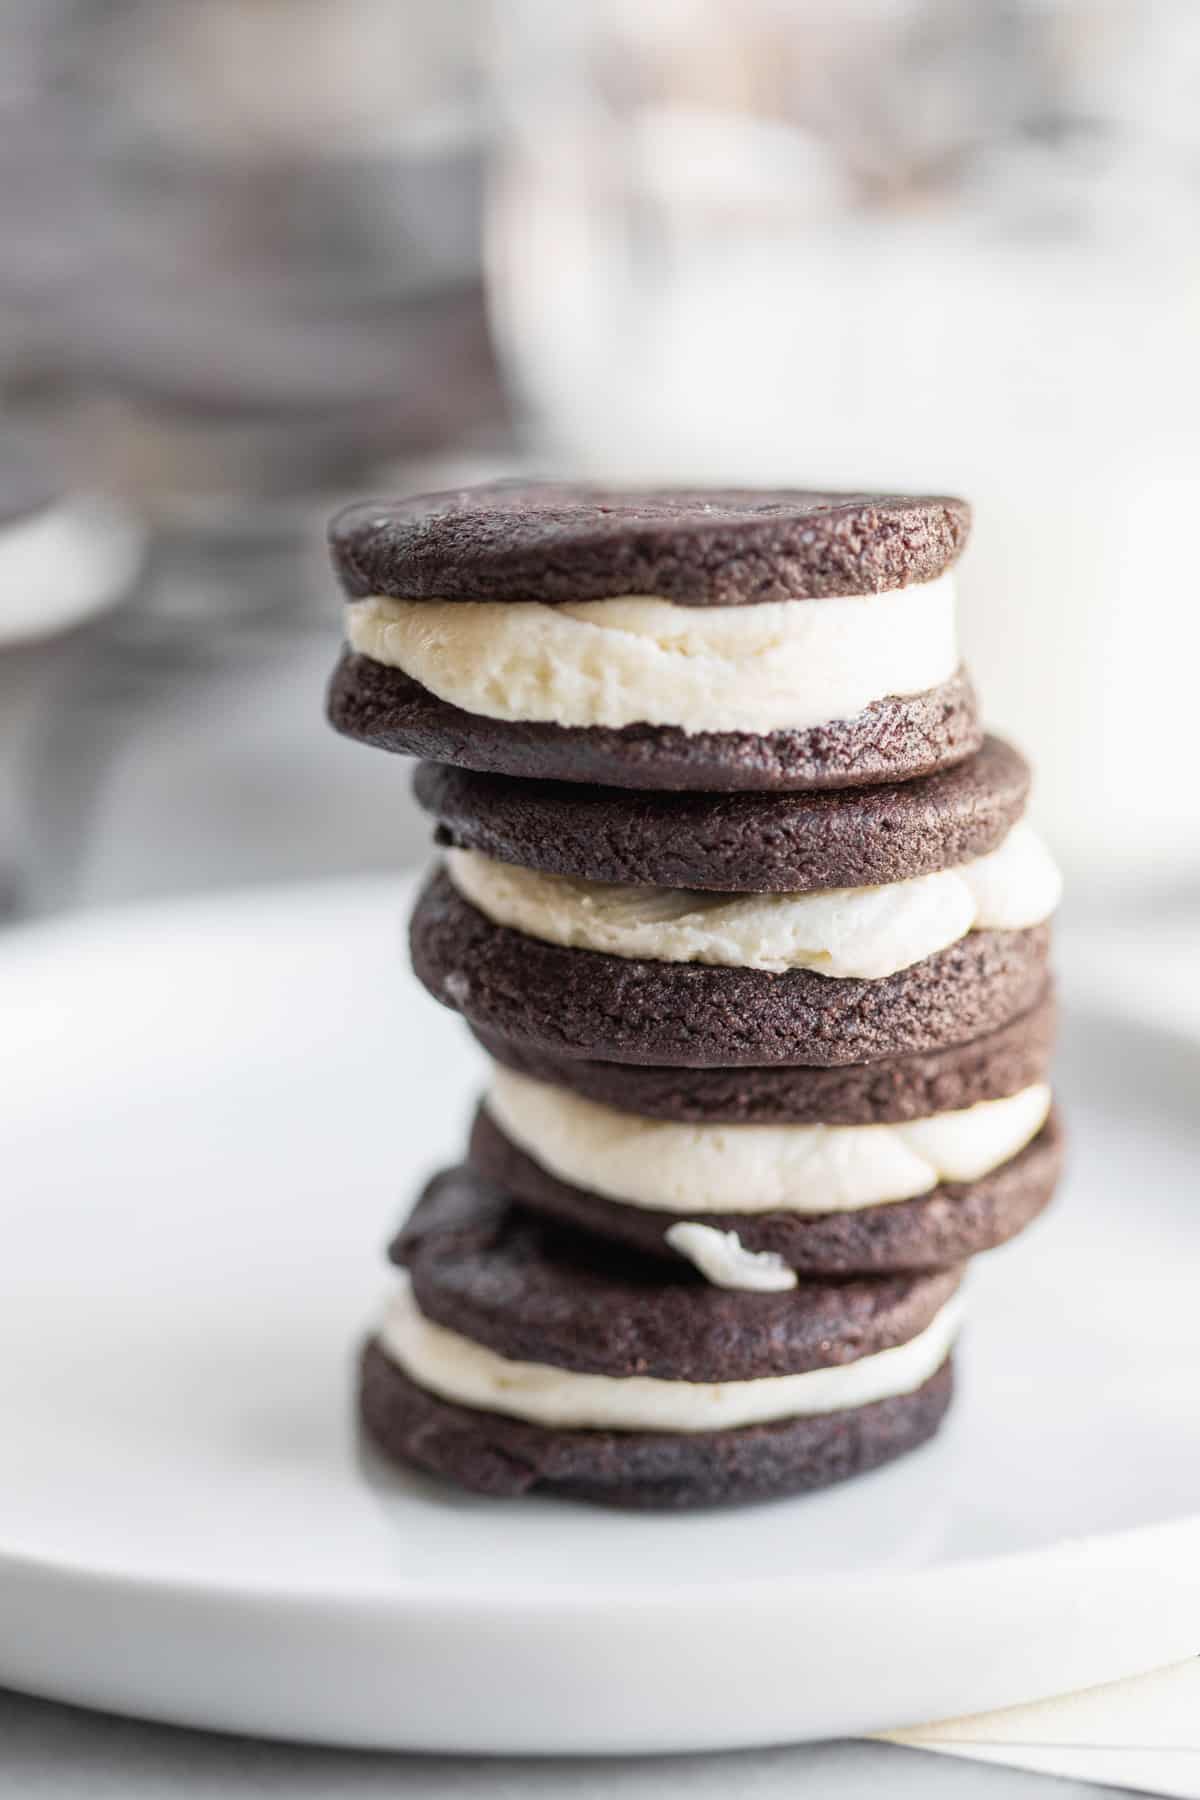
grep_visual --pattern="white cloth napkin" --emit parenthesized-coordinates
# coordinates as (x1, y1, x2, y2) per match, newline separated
(880, 1659, 1200, 1797)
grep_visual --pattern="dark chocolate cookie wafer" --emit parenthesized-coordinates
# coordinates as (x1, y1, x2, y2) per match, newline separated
(410, 868, 1052, 1068)
(360, 1342, 953, 1508)
(394, 1167, 960, 1381)
(473, 988, 1056, 1124)
(468, 1104, 1063, 1277)
(414, 735, 1028, 893)
(331, 482, 970, 606)
(330, 653, 981, 794)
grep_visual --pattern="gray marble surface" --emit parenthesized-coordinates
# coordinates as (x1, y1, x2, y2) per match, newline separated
(0, 1688, 1127, 1798)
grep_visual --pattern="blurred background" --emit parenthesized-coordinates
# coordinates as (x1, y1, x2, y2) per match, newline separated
(2, 0, 1198, 925)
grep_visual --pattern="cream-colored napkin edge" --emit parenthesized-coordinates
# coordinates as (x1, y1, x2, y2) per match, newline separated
(875, 1657, 1200, 1796)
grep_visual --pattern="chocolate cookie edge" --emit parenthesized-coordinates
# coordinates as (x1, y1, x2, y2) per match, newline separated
(330, 481, 972, 605)
(470, 988, 1057, 1123)
(413, 733, 1028, 892)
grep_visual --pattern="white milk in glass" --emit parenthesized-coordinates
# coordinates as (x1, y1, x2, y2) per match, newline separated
(489, 1, 1200, 895)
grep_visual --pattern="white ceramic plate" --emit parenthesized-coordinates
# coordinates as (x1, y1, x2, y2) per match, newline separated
(1, 878, 1198, 1754)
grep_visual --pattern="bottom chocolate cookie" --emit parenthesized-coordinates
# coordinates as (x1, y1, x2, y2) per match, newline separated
(359, 1340, 954, 1510)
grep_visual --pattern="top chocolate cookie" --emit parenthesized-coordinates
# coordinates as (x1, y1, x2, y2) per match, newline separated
(330, 480, 970, 605)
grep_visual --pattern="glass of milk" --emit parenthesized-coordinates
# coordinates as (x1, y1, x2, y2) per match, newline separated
(489, 0, 1200, 900)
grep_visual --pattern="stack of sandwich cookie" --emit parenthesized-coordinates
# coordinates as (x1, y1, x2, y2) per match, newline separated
(328, 481, 1063, 1508)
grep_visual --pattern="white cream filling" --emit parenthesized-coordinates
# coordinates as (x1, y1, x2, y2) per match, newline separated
(663, 1224, 799, 1292)
(487, 1067, 1051, 1216)
(379, 1274, 963, 1432)
(446, 822, 1061, 982)
(344, 573, 958, 736)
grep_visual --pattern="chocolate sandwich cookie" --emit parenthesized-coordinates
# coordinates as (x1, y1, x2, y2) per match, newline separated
(360, 1168, 960, 1507)
(472, 988, 1057, 1125)
(415, 734, 1028, 893)
(468, 1103, 1063, 1278)
(410, 867, 1053, 1068)
(329, 481, 981, 792)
